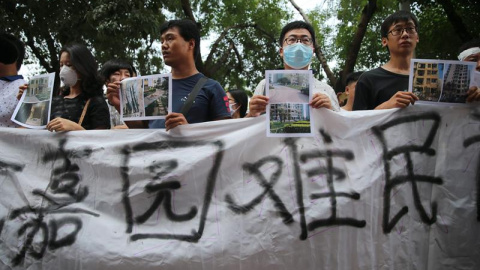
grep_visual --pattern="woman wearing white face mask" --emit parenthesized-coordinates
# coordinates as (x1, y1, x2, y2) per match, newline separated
(227, 89, 248, 119)
(18, 43, 110, 131)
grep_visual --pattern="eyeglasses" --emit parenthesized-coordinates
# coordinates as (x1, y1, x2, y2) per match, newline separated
(388, 27, 417, 36)
(284, 35, 313, 46)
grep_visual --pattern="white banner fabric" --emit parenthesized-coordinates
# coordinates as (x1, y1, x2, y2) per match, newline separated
(0, 104, 479, 270)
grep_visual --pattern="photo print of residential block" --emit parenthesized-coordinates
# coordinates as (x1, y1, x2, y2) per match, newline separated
(409, 59, 476, 104)
(265, 70, 313, 137)
(11, 72, 55, 129)
(120, 73, 172, 121)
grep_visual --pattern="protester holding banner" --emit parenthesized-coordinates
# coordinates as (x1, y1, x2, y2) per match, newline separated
(101, 59, 136, 129)
(353, 11, 419, 110)
(247, 21, 340, 117)
(458, 38, 480, 102)
(0, 33, 25, 128)
(106, 19, 231, 131)
(18, 43, 110, 131)
(227, 89, 248, 118)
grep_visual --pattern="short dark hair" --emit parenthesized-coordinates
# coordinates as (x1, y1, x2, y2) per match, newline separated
(0, 33, 25, 71)
(279, 21, 316, 48)
(458, 38, 480, 55)
(100, 59, 134, 82)
(228, 89, 248, 118)
(160, 19, 201, 61)
(345, 71, 364, 86)
(60, 43, 104, 97)
(381, 11, 419, 38)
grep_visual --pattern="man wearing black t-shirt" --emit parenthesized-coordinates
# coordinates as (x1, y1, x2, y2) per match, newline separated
(353, 11, 419, 110)
(107, 20, 230, 130)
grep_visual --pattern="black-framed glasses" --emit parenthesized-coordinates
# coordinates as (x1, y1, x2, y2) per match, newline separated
(284, 35, 313, 46)
(388, 27, 417, 36)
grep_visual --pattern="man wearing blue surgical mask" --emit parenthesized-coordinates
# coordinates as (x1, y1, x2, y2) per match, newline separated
(247, 21, 339, 117)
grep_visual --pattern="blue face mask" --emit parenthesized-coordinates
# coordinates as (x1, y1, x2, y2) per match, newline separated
(283, 43, 314, 69)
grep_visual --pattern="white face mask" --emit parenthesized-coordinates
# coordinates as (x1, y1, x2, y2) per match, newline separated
(59, 65, 78, 87)
(229, 103, 239, 115)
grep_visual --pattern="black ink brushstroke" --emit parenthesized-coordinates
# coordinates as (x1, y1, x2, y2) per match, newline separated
(122, 140, 224, 243)
(464, 115, 480, 221)
(301, 146, 366, 231)
(48, 217, 82, 250)
(284, 138, 308, 240)
(225, 156, 293, 225)
(372, 112, 443, 233)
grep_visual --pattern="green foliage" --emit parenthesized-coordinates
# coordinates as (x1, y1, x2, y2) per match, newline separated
(3, 0, 479, 92)
(323, 0, 398, 71)
(277, 77, 290, 85)
(198, 0, 292, 90)
(413, 0, 480, 60)
(283, 122, 311, 133)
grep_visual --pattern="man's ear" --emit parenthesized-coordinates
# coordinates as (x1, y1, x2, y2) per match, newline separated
(381, 37, 388, 48)
(279, 47, 284, 58)
(189, 39, 195, 50)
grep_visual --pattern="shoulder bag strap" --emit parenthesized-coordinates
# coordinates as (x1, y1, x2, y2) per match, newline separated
(180, 76, 208, 115)
(78, 99, 91, 126)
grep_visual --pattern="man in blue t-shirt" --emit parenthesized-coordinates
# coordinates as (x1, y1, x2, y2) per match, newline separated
(107, 19, 230, 130)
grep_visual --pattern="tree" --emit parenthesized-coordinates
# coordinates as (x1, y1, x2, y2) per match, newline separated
(304, 0, 479, 91)
(2, 0, 478, 94)
(1, 0, 291, 92)
(413, 0, 480, 60)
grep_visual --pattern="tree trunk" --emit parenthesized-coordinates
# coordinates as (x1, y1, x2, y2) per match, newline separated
(399, 0, 410, 11)
(436, 0, 472, 43)
(180, 0, 205, 73)
(336, 0, 377, 92)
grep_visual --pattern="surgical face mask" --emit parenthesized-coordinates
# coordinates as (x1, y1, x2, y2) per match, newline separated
(59, 65, 78, 87)
(283, 43, 314, 69)
(229, 102, 239, 115)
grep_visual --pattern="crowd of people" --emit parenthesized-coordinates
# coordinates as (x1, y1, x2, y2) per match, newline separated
(1, 10, 479, 132)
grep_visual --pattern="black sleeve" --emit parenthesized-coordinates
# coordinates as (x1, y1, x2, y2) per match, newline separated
(352, 76, 372, 111)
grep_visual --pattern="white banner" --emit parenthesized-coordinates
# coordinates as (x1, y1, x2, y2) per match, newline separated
(0, 104, 479, 270)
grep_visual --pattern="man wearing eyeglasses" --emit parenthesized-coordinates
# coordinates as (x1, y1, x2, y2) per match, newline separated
(353, 11, 419, 110)
(247, 21, 339, 117)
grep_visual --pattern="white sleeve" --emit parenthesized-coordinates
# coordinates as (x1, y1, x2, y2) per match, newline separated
(253, 79, 266, 96)
(312, 79, 340, 111)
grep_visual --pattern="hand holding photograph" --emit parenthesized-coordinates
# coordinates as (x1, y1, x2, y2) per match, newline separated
(11, 72, 55, 129)
(120, 73, 172, 121)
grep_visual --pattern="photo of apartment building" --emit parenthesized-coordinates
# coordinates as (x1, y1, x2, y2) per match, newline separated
(440, 63, 472, 103)
(412, 62, 443, 101)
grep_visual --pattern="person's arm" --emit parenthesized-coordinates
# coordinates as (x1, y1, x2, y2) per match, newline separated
(207, 80, 231, 120)
(309, 93, 333, 110)
(374, 91, 418, 110)
(106, 81, 148, 128)
(165, 113, 188, 131)
(246, 95, 269, 117)
(466, 86, 480, 103)
(106, 81, 121, 113)
(17, 84, 28, 100)
(310, 82, 340, 111)
(246, 79, 269, 117)
(46, 118, 85, 132)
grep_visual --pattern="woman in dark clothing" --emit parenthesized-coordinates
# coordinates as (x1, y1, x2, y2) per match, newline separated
(20, 43, 110, 131)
